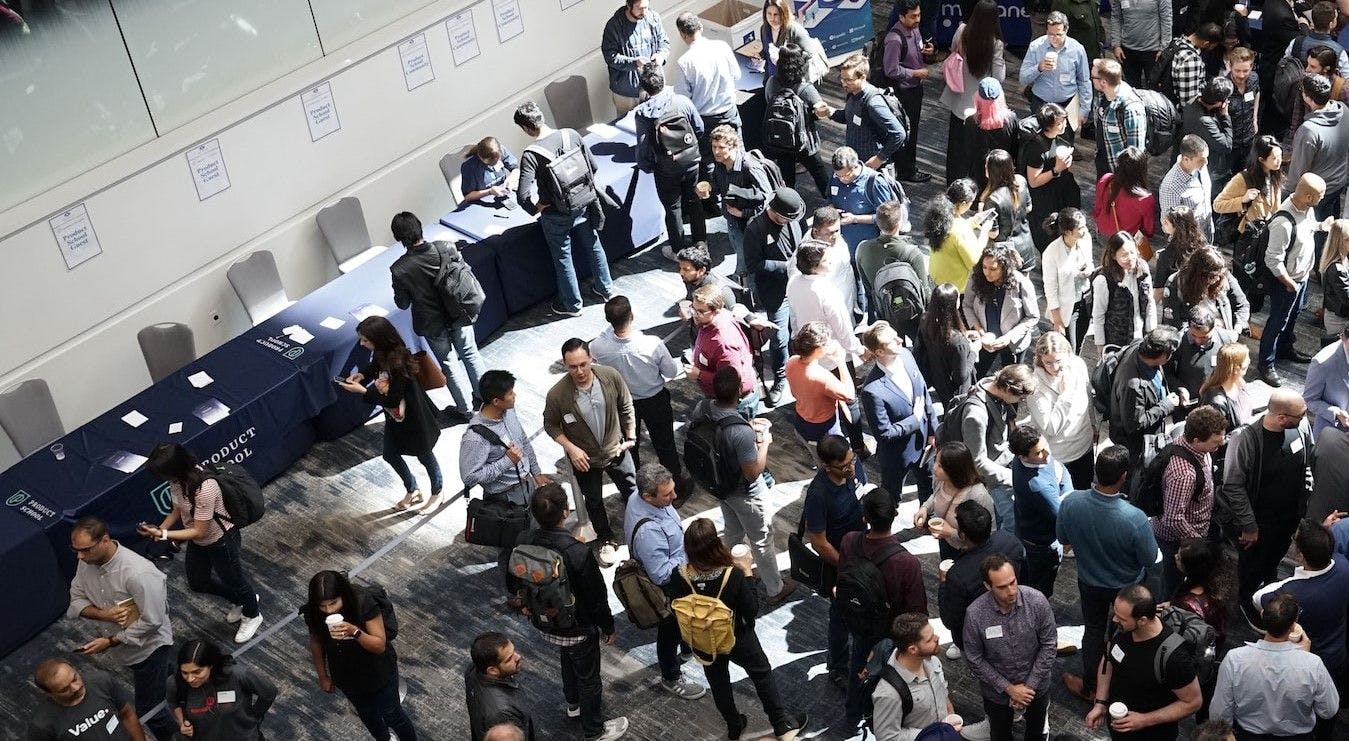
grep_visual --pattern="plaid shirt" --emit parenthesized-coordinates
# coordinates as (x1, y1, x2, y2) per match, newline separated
(1159, 158, 1214, 239)
(1099, 83, 1148, 170)
(1169, 37, 1205, 105)
(1150, 438, 1213, 542)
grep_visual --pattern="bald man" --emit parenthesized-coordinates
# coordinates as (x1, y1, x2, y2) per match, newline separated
(484, 724, 526, 741)
(1258, 173, 1331, 387)
(1217, 388, 1318, 622)
(27, 658, 145, 740)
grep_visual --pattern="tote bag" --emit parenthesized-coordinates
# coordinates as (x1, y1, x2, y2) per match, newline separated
(943, 25, 966, 94)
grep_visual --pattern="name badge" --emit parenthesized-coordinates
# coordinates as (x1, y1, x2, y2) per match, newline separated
(852, 114, 862, 125)
(698, 353, 709, 366)
(1106, 122, 1120, 132)
(830, 185, 839, 195)
(563, 413, 577, 424)
(1111, 643, 1126, 662)
(1121, 0, 1131, 7)
(766, 233, 775, 244)
(217, 690, 236, 704)
(1059, 72, 1072, 85)
(1244, 91, 1255, 102)
(106, 716, 120, 734)
(1177, 4, 1188, 13)
(985, 625, 1004, 639)
(1291, 436, 1304, 454)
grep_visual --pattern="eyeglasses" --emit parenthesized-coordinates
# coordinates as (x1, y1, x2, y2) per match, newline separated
(71, 543, 100, 554)
(691, 306, 716, 316)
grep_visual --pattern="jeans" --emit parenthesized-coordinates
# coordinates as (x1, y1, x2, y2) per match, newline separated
(343, 677, 417, 741)
(130, 644, 176, 741)
(539, 208, 612, 312)
(1021, 540, 1062, 599)
(765, 300, 791, 385)
(844, 631, 881, 725)
(986, 692, 1050, 741)
(702, 629, 790, 732)
(573, 449, 637, 543)
(989, 484, 1016, 534)
(382, 433, 443, 495)
(1078, 581, 1119, 694)
(656, 167, 707, 254)
(560, 631, 606, 738)
(1120, 49, 1157, 90)
(1259, 280, 1309, 368)
(769, 150, 831, 199)
(893, 85, 924, 176)
(632, 389, 684, 488)
(719, 492, 785, 595)
(424, 324, 485, 411)
(184, 527, 258, 618)
(726, 216, 748, 277)
(736, 389, 761, 419)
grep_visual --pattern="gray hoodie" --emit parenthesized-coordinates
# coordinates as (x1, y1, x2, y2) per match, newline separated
(600, 6, 670, 98)
(1108, 0, 1172, 52)
(1289, 100, 1349, 193)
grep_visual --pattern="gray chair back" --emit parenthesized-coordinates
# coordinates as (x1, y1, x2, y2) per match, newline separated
(440, 145, 474, 202)
(138, 323, 197, 383)
(316, 196, 372, 267)
(227, 251, 291, 325)
(545, 75, 594, 131)
(0, 379, 64, 458)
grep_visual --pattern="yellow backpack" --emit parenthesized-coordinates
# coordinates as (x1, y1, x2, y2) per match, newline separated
(671, 566, 737, 665)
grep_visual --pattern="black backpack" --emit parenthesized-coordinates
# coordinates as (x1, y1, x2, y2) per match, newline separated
(359, 583, 400, 641)
(1155, 607, 1219, 686)
(1151, 38, 1188, 101)
(524, 129, 598, 214)
(1233, 210, 1293, 300)
(860, 639, 914, 732)
(934, 387, 982, 445)
(872, 259, 929, 340)
(203, 463, 265, 529)
(1130, 442, 1205, 517)
(1090, 340, 1137, 419)
(862, 87, 911, 149)
(864, 28, 903, 89)
(1118, 88, 1179, 156)
(432, 241, 486, 323)
(1273, 38, 1312, 117)
(763, 86, 808, 156)
(655, 111, 700, 169)
(683, 413, 751, 498)
(835, 532, 908, 639)
(745, 148, 786, 191)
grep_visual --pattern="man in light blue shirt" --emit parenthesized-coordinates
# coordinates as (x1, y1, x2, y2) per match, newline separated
(673, 12, 741, 186)
(1019, 13, 1092, 131)
(1211, 593, 1339, 738)
(623, 464, 705, 700)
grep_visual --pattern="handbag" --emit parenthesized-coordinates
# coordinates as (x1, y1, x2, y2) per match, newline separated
(1110, 201, 1152, 260)
(943, 26, 966, 94)
(465, 497, 530, 548)
(804, 35, 830, 83)
(412, 350, 446, 390)
(787, 516, 837, 595)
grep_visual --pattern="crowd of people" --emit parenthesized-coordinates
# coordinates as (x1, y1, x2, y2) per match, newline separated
(23, 0, 1349, 740)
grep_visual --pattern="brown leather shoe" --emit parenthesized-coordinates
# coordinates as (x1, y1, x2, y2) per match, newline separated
(1061, 672, 1094, 704)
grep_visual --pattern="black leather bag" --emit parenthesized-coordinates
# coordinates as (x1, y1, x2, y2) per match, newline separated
(465, 497, 529, 548)
(787, 517, 836, 595)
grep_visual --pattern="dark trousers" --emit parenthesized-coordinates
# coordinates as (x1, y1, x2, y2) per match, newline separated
(130, 644, 176, 741)
(878, 445, 931, 505)
(1156, 539, 1183, 601)
(560, 632, 606, 738)
(573, 449, 637, 542)
(827, 598, 850, 673)
(1061, 296, 1093, 355)
(1120, 49, 1157, 90)
(770, 150, 831, 199)
(946, 114, 969, 185)
(702, 629, 790, 731)
(1110, 723, 1180, 740)
(1078, 581, 1119, 694)
(1314, 187, 1345, 266)
(1022, 541, 1062, 599)
(765, 300, 791, 385)
(986, 692, 1050, 741)
(1237, 518, 1299, 605)
(1259, 280, 1309, 368)
(632, 389, 684, 488)
(343, 676, 417, 741)
(655, 611, 685, 682)
(845, 631, 882, 725)
(656, 167, 707, 254)
(184, 527, 258, 618)
(698, 109, 741, 183)
(893, 85, 924, 176)
(1063, 448, 1096, 490)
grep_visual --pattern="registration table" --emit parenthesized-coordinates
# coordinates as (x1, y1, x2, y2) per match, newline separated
(0, 226, 506, 658)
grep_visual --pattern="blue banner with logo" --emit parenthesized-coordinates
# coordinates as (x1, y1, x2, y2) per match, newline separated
(932, 0, 1032, 47)
(795, 0, 874, 59)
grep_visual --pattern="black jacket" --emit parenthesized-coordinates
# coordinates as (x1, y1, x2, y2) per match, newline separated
(1325, 261, 1349, 319)
(915, 329, 977, 406)
(1158, 272, 1250, 341)
(742, 211, 804, 309)
(359, 367, 440, 456)
(519, 526, 616, 637)
(937, 531, 1026, 649)
(1109, 344, 1176, 461)
(464, 667, 535, 741)
(390, 241, 458, 336)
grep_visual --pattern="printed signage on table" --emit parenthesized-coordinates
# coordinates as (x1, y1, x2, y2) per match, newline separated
(560, 0, 585, 8)
(185, 138, 231, 201)
(5, 490, 59, 526)
(301, 82, 341, 142)
(398, 32, 436, 91)
(793, 0, 873, 59)
(446, 10, 481, 66)
(48, 203, 103, 270)
(492, 0, 525, 43)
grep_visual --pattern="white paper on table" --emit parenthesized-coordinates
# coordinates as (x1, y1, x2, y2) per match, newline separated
(351, 303, 389, 321)
(1247, 10, 1262, 20)
(398, 32, 436, 91)
(121, 410, 148, 428)
(484, 224, 506, 236)
(586, 122, 621, 139)
(193, 399, 231, 426)
(301, 82, 341, 142)
(185, 138, 231, 201)
(320, 316, 346, 330)
(188, 371, 214, 388)
(491, 0, 525, 43)
(288, 327, 314, 344)
(105, 451, 149, 473)
(168, 422, 184, 434)
(446, 10, 481, 66)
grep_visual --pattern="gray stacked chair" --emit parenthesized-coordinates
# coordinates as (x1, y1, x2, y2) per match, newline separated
(440, 145, 474, 202)
(138, 322, 197, 383)
(0, 379, 64, 458)
(317, 196, 384, 273)
(227, 250, 294, 326)
(545, 75, 595, 131)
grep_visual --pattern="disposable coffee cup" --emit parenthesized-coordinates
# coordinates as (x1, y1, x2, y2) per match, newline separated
(943, 714, 964, 731)
(1045, 50, 1058, 68)
(732, 544, 752, 561)
(1109, 702, 1128, 720)
(678, 300, 693, 319)
(939, 558, 954, 576)
(325, 613, 345, 639)
(50, 443, 65, 461)
(750, 418, 772, 432)
(928, 516, 945, 531)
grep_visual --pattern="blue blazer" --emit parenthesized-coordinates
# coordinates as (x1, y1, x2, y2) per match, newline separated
(860, 350, 939, 469)
(1305, 342, 1349, 438)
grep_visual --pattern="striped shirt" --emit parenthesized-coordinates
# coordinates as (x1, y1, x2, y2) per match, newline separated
(172, 478, 230, 546)
(459, 410, 539, 503)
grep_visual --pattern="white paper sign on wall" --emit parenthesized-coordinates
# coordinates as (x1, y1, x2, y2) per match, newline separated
(446, 10, 481, 66)
(49, 204, 103, 271)
(301, 82, 341, 142)
(186, 139, 231, 201)
(493, 0, 525, 43)
(398, 33, 436, 91)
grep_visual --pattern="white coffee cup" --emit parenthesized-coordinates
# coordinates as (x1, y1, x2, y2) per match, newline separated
(1045, 50, 1058, 68)
(732, 544, 752, 561)
(1109, 702, 1128, 720)
(325, 613, 346, 639)
(943, 714, 964, 731)
(678, 300, 693, 319)
(939, 559, 954, 579)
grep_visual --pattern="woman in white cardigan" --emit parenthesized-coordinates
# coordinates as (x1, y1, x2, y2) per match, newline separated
(1024, 332, 1097, 489)
(1040, 207, 1095, 352)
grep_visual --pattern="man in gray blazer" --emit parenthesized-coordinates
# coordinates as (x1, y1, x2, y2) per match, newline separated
(1304, 326, 1349, 438)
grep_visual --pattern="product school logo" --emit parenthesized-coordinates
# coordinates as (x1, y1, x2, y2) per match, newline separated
(6, 489, 58, 525)
(6, 491, 26, 507)
(149, 482, 174, 516)
(255, 334, 305, 360)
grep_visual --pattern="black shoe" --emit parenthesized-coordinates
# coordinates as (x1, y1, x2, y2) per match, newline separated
(828, 670, 848, 692)
(765, 384, 784, 407)
(897, 169, 934, 183)
(588, 285, 615, 302)
(550, 302, 582, 318)
(1277, 347, 1314, 363)
(772, 713, 809, 738)
(1259, 365, 1283, 387)
(439, 407, 472, 425)
(727, 713, 748, 740)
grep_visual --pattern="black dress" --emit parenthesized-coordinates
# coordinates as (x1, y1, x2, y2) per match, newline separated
(1019, 132, 1081, 252)
(915, 330, 978, 405)
(360, 367, 440, 455)
(963, 117, 1019, 190)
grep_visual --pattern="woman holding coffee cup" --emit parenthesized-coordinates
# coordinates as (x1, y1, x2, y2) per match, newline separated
(301, 570, 416, 741)
(912, 442, 996, 560)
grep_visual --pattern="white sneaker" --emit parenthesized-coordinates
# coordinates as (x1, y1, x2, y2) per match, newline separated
(589, 716, 629, 741)
(661, 677, 707, 700)
(234, 613, 264, 644)
(567, 704, 581, 718)
(596, 543, 618, 568)
(226, 594, 259, 623)
(945, 645, 962, 660)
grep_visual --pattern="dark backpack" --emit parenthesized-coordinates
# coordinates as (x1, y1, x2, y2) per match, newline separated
(865, 28, 906, 89)
(432, 241, 486, 323)
(1273, 38, 1312, 117)
(872, 259, 929, 340)
(359, 583, 400, 642)
(203, 463, 265, 529)
(835, 532, 908, 638)
(510, 542, 580, 632)
(745, 148, 786, 191)
(1233, 210, 1293, 300)
(612, 518, 674, 629)
(1119, 88, 1179, 156)
(763, 86, 808, 156)
(655, 111, 700, 169)
(1090, 339, 1138, 419)
(1151, 38, 1188, 100)
(1155, 607, 1219, 685)
(524, 129, 598, 214)
(683, 413, 752, 498)
(1130, 442, 1205, 517)
(862, 87, 911, 147)
(934, 387, 982, 445)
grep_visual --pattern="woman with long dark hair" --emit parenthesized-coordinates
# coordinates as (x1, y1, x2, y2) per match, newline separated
(916, 283, 978, 405)
(941, 0, 1005, 184)
(1160, 247, 1251, 343)
(980, 148, 1036, 272)
(1173, 539, 1236, 651)
(1214, 135, 1284, 241)
(963, 77, 1021, 189)
(1091, 232, 1155, 355)
(1040, 207, 1095, 350)
(763, 43, 831, 195)
(336, 316, 442, 511)
(927, 178, 996, 292)
(1153, 205, 1209, 302)
(303, 570, 416, 741)
(141, 442, 262, 644)
(758, 0, 810, 80)
(962, 243, 1040, 375)
(1022, 103, 1082, 252)
(667, 518, 807, 739)
(1092, 145, 1156, 253)
(167, 639, 276, 740)
(912, 442, 994, 560)
(1321, 219, 1349, 340)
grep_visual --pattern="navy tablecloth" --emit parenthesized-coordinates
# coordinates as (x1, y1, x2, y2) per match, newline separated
(0, 504, 68, 658)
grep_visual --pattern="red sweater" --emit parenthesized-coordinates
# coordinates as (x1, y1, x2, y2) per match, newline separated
(1094, 173, 1158, 237)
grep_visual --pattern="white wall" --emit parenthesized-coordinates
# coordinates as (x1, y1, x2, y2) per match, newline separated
(0, 0, 704, 467)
